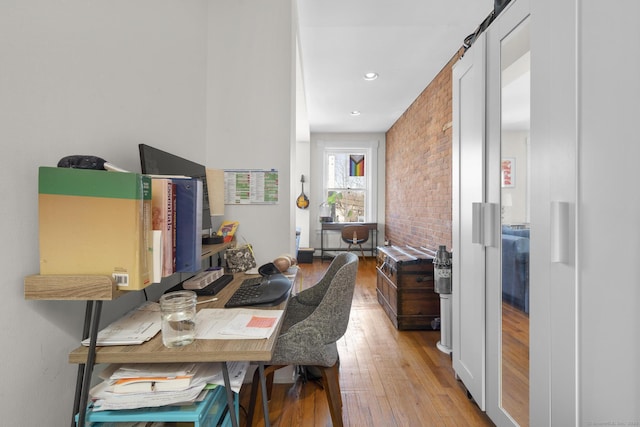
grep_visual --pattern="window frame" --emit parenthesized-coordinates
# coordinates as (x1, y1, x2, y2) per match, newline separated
(319, 141, 377, 223)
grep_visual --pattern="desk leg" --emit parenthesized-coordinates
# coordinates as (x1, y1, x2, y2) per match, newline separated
(258, 362, 271, 427)
(71, 301, 92, 427)
(73, 300, 102, 427)
(72, 368, 85, 427)
(221, 362, 239, 427)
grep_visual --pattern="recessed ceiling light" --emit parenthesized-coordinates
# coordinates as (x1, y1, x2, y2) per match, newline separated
(363, 72, 379, 81)
(350, 110, 361, 116)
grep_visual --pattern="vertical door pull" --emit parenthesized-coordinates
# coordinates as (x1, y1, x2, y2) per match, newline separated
(472, 202, 484, 244)
(484, 203, 498, 248)
(472, 202, 498, 247)
(551, 201, 569, 263)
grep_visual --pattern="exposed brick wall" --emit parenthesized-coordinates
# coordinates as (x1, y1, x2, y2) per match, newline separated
(384, 51, 462, 252)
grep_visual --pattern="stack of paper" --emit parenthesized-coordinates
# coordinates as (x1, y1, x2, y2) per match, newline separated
(195, 308, 284, 340)
(82, 302, 161, 346)
(91, 361, 248, 411)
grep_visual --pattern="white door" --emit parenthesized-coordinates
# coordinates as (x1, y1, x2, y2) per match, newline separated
(452, 32, 487, 411)
(485, 0, 532, 425)
(529, 0, 578, 425)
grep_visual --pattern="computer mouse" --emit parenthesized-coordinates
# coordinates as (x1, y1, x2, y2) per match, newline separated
(258, 262, 280, 276)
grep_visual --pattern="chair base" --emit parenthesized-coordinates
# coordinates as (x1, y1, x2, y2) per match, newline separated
(346, 244, 367, 262)
(247, 361, 343, 427)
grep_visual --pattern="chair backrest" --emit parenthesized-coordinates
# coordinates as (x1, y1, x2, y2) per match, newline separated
(295, 252, 354, 306)
(341, 225, 369, 244)
(287, 252, 359, 344)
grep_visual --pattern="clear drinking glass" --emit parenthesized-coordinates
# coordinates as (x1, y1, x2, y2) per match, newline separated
(159, 290, 197, 348)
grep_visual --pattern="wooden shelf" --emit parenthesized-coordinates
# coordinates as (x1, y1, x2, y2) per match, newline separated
(24, 241, 234, 302)
(201, 240, 234, 258)
(24, 274, 123, 301)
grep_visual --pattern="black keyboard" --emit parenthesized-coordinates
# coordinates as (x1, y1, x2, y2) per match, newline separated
(166, 274, 234, 296)
(240, 276, 264, 287)
(224, 274, 292, 308)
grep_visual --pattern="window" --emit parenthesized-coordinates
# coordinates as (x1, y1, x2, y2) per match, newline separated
(321, 143, 376, 223)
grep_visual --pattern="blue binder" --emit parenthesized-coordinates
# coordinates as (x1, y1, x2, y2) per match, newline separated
(173, 177, 203, 273)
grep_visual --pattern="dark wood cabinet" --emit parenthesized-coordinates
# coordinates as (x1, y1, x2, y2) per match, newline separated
(376, 245, 439, 330)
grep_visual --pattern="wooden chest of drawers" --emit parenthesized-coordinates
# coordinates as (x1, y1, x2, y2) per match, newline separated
(376, 245, 439, 330)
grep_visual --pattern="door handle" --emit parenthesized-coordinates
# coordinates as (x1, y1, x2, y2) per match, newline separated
(472, 202, 484, 244)
(484, 203, 498, 248)
(551, 201, 570, 263)
(472, 202, 498, 247)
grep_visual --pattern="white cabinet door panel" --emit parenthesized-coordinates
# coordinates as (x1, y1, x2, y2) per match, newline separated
(452, 32, 486, 411)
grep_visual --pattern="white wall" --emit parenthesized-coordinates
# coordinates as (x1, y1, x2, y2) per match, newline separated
(295, 140, 312, 248)
(0, 0, 295, 424)
(206, 0, 295, 266)
(295, 30, 312, 249)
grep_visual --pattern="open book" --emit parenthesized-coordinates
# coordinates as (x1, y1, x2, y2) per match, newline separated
(105, 362, 197, 394)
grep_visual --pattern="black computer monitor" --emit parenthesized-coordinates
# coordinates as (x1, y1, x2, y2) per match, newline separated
(138, 143, 212, 234)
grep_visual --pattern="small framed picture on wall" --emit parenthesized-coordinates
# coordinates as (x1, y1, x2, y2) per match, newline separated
(502, 157, 515, 188)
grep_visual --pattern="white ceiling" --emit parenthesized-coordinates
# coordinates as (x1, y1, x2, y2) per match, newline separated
(296, 0, 495, 134)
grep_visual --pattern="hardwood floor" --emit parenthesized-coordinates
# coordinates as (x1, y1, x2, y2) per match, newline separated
(501, 301, 529, 427)
(238, 257, 495, 426)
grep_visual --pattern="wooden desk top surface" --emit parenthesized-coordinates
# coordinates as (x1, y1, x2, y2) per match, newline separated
(68, 271, 295, 365)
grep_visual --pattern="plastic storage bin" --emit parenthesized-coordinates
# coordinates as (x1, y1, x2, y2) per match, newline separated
(76, 385, 238, 427)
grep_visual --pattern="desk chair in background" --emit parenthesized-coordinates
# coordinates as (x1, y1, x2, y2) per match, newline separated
(247, 252, 359, 427)
(341, 224, 369, 261)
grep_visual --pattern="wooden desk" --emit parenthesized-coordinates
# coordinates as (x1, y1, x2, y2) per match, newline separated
(68, 272, 292, 427)
(320, 222, 378, 261)
(67, 273, 288, 365)
(24, 241, 287, 427)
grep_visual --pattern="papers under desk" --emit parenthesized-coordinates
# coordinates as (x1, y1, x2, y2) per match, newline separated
(77, 384, 237, 427)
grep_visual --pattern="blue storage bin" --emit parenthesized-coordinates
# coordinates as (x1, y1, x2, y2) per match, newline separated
(76, 385, 238, 427)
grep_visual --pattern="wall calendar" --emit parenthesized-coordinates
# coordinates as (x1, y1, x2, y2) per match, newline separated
(223, 169, 279, 204)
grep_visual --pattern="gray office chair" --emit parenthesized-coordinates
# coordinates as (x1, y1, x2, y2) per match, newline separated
(341, 224, 369, 261)
(247, 252, 359, 427)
